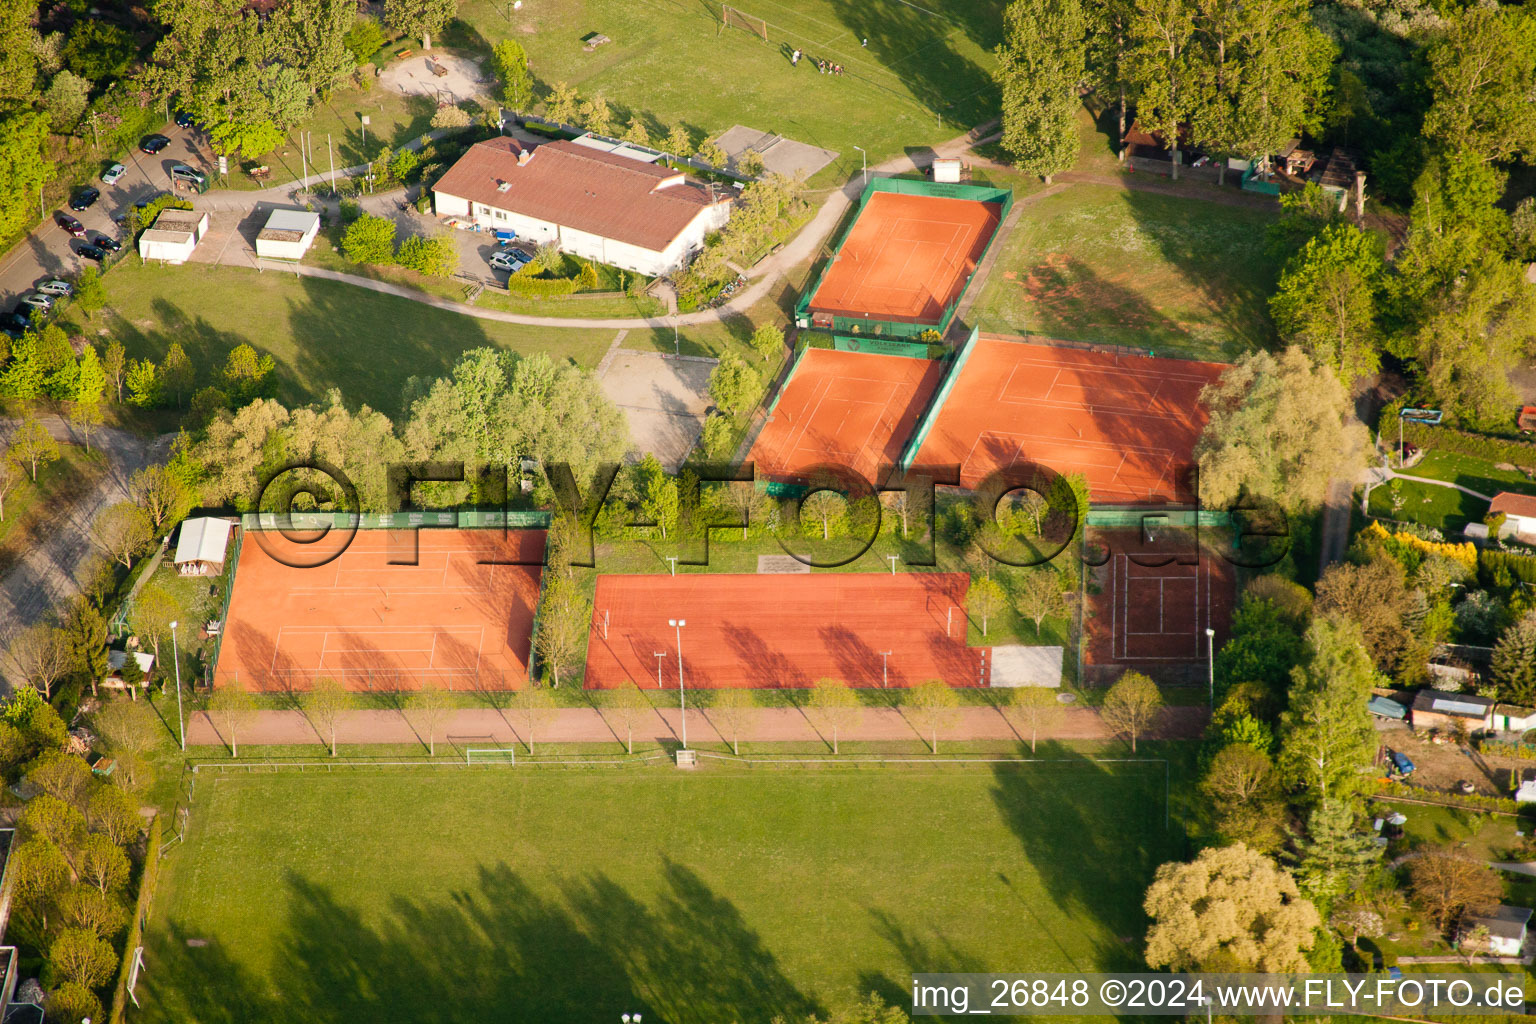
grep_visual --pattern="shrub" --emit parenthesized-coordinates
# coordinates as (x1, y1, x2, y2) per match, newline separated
(388, 147, 420, 183)
(504, 273, 579, 298)
(1402, 419, 1536, 466)
(395, 235, 458, 278)
(342, 215, 396, 265)
(338, 199, 363, 224)
(343, 15, 386, 64)
(431, 104, 472, 130)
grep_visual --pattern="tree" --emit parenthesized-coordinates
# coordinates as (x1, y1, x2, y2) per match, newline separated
(50, 927, 116, 989)
(1201, 741, 1283, 850)
(968, 575, 1006, 638)
(697, 138, 728, 168)
(160, 342, 195, 408)
(1124, 0, 1196, 179)
(41, 70, 90, 133)
(0, 112, 53, 244)
(46, 981, 102, 1024)
(19, 794, 86, 861)
(547, 81, 580, 124)
(807, 678, 862, 754)
(1013, 567, 1072, 636)
(1144, 843, 1321, 970)
(621, 116, 651, 148)
(904, 679, 960, 753)
(25, 752, 90, 813)
(1277, 615, 1379, 806)
(1315, 558, 1415, 677)
(343, 214, 397, 264)
(7, 625, 70, 700)
(431, 104, 472, 129)
(343, 15, 386, 63)
(493, 38, 533, 109)
(799, 488, 845, 541)
(207, 682, 257, 757)
(0, 456, 20, 521)
(1421, 6, 1536, 165)
(664, 123, 693, 159)
(1290, 797, 1380, 904)
(63, 21, 135, 81)
(1000, 685, 1063, 753)
(8, 414, 58, 481)
(1194, 346, 1366, 513)
(222, 343, 276, 404)
(749, 324, 783, 363)
(130, 465, 192, 534)
(1269, 224, 1385, 383)
(604, 681, 651, 754)
(404, 681, 452, 755)
(86, 785, 140, 847)
(0, 0, 38, 103)
(637, 455, 679, 539)
(304, 677, 350, 756)
(91, 502, 153, 569)
(1101, 671, 1162, 752)
(515, 684, 558, 754)
(74, 345, 107, 407)
(11, 838, 70, 930)
(737, 148, 765, 178)
(708, 355, 762, 414)
(102, 338, 124, 400)
(384, 0, 456, 50)
(996, 0, 1085, 183)
(130, 584, 178, 667)
(1492, 611, 1536, 705)
(579, 93, 614, 135)
(125, 358, 161, 407)
(535, 581, 586, 687)
(78, 833, 129, 894)
(1409, 848, 1502, 932)
(708, 687, 756, 755)
(396, 234, 459, 277)
(92, 700, 161, 788)
(269, 0, 357, 93)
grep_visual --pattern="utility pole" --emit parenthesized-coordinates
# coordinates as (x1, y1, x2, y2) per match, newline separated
(328, 134, 335, 187)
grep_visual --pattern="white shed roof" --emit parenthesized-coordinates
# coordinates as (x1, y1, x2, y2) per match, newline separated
(260, 208, 320, 236)
(175, 517, 232, 565)
(107, 650, 155, 673)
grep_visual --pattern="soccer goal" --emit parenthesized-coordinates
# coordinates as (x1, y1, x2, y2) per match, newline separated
(721, 4, 769, 41)
(465, 748, 517, 765)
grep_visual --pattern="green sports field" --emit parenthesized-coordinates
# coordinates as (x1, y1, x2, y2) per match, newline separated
(141, 761, 1175, 1023)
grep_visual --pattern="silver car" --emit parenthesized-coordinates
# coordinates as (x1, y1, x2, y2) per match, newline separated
(18, 292, 53, 312)
(35, 278, 73, 297)
(102, 163, 127, 186)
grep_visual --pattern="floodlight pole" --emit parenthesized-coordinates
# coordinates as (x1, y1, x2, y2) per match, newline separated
(853, 145, 866, 186)
(170, 620, 185, 751)
(887, 554, 897, 575)
(1204, 627, 1216, 709)
(669, 619, 687, 748)
(879, 650, 892, 688)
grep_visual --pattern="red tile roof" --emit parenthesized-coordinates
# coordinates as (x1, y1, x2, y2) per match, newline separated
(1491, 492, 1536, 520)
(432, 137, 727, 252)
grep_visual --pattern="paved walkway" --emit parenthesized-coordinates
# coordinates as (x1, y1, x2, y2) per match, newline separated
(186, 703, 1208, 750)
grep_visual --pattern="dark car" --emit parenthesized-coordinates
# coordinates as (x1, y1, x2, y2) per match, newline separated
(174, 110, 195, 128)
(91, 233, 121, 252)
(75, 243, 107, 262)
(0, 324, 22, 341)
(69, 186, 101, 211)
(55, 212, 86, 236)
(3, 310, 33, 332)
(140, 134, 170, 154)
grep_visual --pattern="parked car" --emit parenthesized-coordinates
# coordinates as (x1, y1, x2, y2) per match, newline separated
(17, 293, 53, 313)
(69, 186, 101, 211)
(0, 324, 21, 340)
(4, 310, 34, 331)
(55, 212, 86, 237)
(1388, 750, 1415, 777)
(35, 279, 73, 297)
(170, 163, 208, 191)
(174, 110, 195, 128)
(489, 250, 529, 273)
(140, 134, 170, 154)
(92, 233, 121, 252)
(75, 243, 107, 262)
(101, 162, 127, 186)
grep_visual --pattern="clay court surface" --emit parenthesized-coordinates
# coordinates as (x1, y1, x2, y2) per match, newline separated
(749, 348, 943, 485)
(1083, 528, 1235, 684)
(914, 336, 1225, 502)
(217, 528, 545, 691)
(808, 192, 1002, 324)
(583, 573, 982, 689)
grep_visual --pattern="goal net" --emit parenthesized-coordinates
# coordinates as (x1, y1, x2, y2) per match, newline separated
(466, 748, 517, 765)
(721, 4, 769, 41)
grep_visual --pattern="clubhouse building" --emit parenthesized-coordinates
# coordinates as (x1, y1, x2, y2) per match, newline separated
(432, 137, 733, 277)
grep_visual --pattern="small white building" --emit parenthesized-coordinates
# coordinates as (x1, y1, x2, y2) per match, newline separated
(932, 158, 963, 183)
(255, 208, 321, 261)
(1489, 492, 1536, 539)
(432, 137, 732, 277)
(1461, 905, 1533, 957)
(103, 649, 154, 691)
(138, 209, 208, 264)
(174, 516, 233, 576)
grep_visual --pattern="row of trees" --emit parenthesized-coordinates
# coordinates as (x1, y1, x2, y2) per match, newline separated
(341, 215, 459, 278)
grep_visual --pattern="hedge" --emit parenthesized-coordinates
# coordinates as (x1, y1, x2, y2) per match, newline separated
(1478, 548, 1536, 586)
(1375, 780, 1521, 814)
(109, 814, 163, 1024)
(503, 273, 580, 298)
(1401, 419, 1536, 469)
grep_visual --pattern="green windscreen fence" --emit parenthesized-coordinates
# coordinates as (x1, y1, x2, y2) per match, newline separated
(1084, 509, 1233, 529)
(898, 325, 979, 472)
(833, 335, 932, 359)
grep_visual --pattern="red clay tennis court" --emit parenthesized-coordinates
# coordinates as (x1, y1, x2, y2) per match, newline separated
(216, 528, 545, 692)
(1083, 528, 1235, 684)
(583, 572, 983, 689)
(914, 335, 1226, 502)
(749, 348, 944, 485)
(807, 192, 1003, 324)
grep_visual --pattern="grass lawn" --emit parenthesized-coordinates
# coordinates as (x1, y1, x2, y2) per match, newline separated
(451, 0, 1004, 179)
(142, 760, 1172, 1023)
(968, 184, 1279, 361)
(1367, 450, 1536, 534)
(0, 443, 106, 567)
(76, 261, 616, 415)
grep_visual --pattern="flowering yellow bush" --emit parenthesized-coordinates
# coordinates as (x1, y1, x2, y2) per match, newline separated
(1362, 521, 1477, 573)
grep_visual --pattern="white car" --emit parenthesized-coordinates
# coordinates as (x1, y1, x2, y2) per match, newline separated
(102, 163, 126, 186)
(18, 292, 53, 313)
(489, 250, 529, 273)
(35, 278, 74, 297)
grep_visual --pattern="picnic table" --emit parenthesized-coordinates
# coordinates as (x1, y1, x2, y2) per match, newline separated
(396, 48, 413, 59)
(248, 165, 271, 180)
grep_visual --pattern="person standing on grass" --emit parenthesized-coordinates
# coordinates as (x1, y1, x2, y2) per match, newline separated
(792, 48, 800, 66)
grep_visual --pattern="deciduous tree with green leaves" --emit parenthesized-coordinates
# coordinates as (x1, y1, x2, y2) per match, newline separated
(707, 686, 756, 755)
(807, 678, 862, 754)
(1277, 614, 1379, 806)
(999, 685, 1064, 752)
(604, 680, 651, 754)
(384, 0, 457, 50)
(1269, 223, 1384, 384)
(904, 679, 961, 753)
(403, 681, 452, 755)
(304, 677, 350, 756)
(1421, 5, 1536, 165)
(1124, 0, 1196, 179)
(493, 38, 533, 109)
(708, 354, 762, 415)
(1102, 670, 1162, 752)
(996, 0, 1086, 183)
(208, 681, 258, 756)
(7, 414, 58, 481)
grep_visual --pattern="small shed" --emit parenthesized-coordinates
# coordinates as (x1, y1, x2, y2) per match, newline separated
(1489, 492, 1536, 538)
(103, 649, 154, 690)
(1461, 905, 1533, 957)
(1411, 689, 1493, 732)
(1495, 704, 1536, 734)
(1367, 695, 1407, 720)
(138, 208, 208, 264)
(174, 517, 233, 576)
(931, 158, 963, 184)
(254, 208, 321, 261)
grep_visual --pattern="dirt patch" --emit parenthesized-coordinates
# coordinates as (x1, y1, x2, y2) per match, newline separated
(377, 50, 490, 108)
(599, 351, 713, 469)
